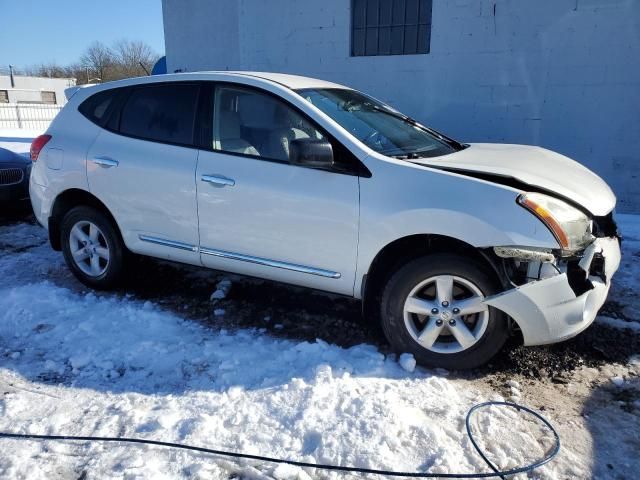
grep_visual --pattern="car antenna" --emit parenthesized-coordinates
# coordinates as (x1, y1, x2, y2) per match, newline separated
(139, 62, 150, 76)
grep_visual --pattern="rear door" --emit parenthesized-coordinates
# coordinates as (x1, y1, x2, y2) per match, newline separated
(86, 83, 202, 265)
(195, 83, 360, 295)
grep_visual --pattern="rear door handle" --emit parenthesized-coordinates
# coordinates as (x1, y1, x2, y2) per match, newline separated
(92, 156, 119, 168)
(201, 174, 235, 187)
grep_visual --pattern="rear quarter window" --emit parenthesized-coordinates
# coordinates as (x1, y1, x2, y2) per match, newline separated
(78, 89, 117, 126)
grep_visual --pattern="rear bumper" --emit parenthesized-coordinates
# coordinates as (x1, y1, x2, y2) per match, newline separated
(29, 178, 50, 229)
(486, 237, 621, 346)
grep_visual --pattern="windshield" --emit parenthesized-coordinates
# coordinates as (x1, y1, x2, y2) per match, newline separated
(296, 88, 463, 159)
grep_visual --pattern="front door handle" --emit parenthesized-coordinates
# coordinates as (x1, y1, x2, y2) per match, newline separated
(201, 174, 235, 187)
(92, 156, 119, 168)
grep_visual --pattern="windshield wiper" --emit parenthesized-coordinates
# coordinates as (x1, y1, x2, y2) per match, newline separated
(343, 101, 417, 123)
(368, 105, 467, 152)
(388, 149, 434, 159)
(390, 153, 424, 159)
(369, 104, 418, 124)
(342, 98, 467, 152)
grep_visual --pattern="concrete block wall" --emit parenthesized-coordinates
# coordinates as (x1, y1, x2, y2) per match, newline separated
(162, 0, 640, 212)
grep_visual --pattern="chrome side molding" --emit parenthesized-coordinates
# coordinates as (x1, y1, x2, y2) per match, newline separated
(200, 246, 341, 279)
(138, 235, 198, 252)
(138, 234, 341, 279)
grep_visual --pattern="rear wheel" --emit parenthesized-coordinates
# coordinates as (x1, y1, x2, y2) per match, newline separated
(61, 206, 126, 289)
(380, 254, 508, 369)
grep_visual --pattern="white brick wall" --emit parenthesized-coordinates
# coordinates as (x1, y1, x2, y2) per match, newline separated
(162, 0, 640, 212)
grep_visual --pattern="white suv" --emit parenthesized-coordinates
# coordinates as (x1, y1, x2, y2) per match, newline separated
(30, 72, 621, 369)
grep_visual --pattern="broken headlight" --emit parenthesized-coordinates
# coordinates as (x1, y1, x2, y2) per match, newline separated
(518, 192, 593, 252)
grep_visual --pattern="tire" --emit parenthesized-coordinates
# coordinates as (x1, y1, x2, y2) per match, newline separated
(380, 254, 508, 369)
(61, 206, 126, 290)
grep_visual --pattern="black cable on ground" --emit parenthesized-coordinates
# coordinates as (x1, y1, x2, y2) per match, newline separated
(0, 401, 559, 478)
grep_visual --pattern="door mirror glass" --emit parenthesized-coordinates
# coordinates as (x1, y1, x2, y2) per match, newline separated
(289, 138, 334, 169)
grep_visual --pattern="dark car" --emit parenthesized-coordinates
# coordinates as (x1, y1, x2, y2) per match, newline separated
(0, 147, 31, 208)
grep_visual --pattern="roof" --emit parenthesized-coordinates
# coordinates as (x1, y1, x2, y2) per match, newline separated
(221, 72, 349, 90)
(70, 71, 351, 102)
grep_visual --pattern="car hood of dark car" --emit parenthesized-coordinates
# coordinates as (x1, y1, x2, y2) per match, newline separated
(0, 147, 30, 167)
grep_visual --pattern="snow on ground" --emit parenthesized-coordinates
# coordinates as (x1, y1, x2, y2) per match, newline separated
(598, 213, 640, 328)
(0, 223, 579, 479)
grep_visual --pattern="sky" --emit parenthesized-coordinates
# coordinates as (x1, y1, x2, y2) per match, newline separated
(0, 0, 165, 71)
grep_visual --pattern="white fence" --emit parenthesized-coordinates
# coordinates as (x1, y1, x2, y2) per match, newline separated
(0, 103, 62, 130)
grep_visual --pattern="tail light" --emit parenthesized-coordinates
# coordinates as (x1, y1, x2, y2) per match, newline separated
(30, 134, 52, 162)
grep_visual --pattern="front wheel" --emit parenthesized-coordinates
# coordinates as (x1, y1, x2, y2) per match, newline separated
(61, 206, 126, 290)
(380, 254, 508, 369)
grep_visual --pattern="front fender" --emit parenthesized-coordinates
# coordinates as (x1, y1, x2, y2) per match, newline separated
(355, 156, 558, 297)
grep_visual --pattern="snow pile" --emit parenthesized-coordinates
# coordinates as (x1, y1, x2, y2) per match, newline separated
(398, 353, 417, 373)
(0, 225, 585, 478)
(210, 278, 232, 302)
(596, 213, 640, 330)
(0, 282, 560, 479)
(506, 379, 522, 401)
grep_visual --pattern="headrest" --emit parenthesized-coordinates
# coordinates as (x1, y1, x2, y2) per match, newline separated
(219, 110, 241, 139)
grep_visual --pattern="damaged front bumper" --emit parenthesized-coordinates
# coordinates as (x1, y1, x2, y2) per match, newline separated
(485, 237, 621, 346)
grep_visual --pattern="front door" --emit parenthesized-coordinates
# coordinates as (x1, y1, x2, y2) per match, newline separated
(196, 83, 360, 295)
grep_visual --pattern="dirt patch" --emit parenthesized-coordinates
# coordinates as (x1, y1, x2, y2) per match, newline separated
(485, 320, 640, 379)
(117, 256, 640, 382)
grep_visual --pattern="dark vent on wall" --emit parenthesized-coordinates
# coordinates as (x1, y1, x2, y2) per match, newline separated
(351, 0, 432, 56)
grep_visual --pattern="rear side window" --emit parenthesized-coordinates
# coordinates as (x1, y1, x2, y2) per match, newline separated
(78, 89, 117, 126)
(119, 84, 199, 146)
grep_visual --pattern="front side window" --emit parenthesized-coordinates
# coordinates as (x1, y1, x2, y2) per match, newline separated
(212, 85, 325, 162)
(297, 88, 461, 159)
(119, 84, 199, 145)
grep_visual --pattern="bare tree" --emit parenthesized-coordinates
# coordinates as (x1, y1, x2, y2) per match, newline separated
(18, 39, 159, 84)
(112, 39, 159, 78)
(80, 41, 114, 82)
(24, 63, 67, 78)
(64, 63, 91, 84)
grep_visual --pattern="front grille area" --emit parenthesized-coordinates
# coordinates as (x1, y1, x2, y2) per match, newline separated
(566, 259, 594, 296)
(0, 168, 24, 185)
(590, 253, 606, 281)
(593, 212, 619, 238)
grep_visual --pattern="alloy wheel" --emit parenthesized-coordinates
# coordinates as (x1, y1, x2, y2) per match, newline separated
(68, 220, 110, 277)
(403, 275, 489, 354)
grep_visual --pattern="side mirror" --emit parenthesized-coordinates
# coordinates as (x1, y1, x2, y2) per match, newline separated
(289, 138, 334, 169)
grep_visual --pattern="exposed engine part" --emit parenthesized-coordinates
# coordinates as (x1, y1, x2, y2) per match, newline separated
(493, 246, 555, 263)
(526, 261, 561, 281)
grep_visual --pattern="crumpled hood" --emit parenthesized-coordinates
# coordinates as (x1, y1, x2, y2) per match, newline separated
(416, 143, 616, 216)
